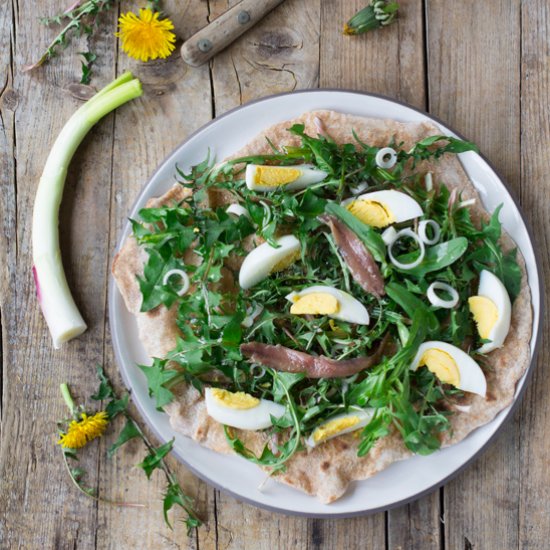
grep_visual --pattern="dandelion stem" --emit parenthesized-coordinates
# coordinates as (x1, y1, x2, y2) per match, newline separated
(61, 449, 145, 508)
(60, 383, 76, 414)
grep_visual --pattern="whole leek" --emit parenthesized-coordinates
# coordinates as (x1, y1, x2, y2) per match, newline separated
(32, 72, 143, 348)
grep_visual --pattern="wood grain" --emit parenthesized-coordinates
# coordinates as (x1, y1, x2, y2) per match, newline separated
(518, 0, 550, 547)
(97, 1, 213, 548)
(1, 1, 548, 548)
(210, 0, 320, 115)
(320, 0, 426, 109)
(0, 0, 119, 547)
(426, 2, 523, 549)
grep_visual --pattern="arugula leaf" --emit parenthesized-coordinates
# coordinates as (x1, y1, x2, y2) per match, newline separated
(79, 51, 97, 85)
(288, 123, 337, 175)
(222, 312, 245, 347)
(385, 282, 439, 331)
(466, 205, 522, 299)
(108, 417, 141, 458)
(406, 135, 479, 161)
(396, 237, 468, 277)
(91, 365, 115, 401)
(163, 480, 201, 534)
(138, 359, 180, 409)
(91, 365, 129, 419)
(272, 372, 305, 403)
(357, 408, 392, 456)
(138, 251, 187, 311)
(105, 393, 129, 420)
(137, 438, 174, 479)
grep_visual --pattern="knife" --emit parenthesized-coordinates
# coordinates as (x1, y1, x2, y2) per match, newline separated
(181, 0, 285, 67)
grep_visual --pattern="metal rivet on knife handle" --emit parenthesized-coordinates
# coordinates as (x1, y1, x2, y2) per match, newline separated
(237, 10, 251, 25)
(181, 0, 286, 67)
(198, 39, 213, 53)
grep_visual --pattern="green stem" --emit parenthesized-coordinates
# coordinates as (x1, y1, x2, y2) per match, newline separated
(60, 383, 76, 414)
(62, 449, 145, 508)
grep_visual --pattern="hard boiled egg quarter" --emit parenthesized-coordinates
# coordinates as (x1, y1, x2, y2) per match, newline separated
(468, 270, 512, 353)
(239, 235, 301, 290)
(245, 164, 327, 192)
(410, 341, 487, 397)
(306, 408, 375, 447)
(285, 285, 370, 325)
(204, 388, 286, 430)
(344, 190, 423, 228)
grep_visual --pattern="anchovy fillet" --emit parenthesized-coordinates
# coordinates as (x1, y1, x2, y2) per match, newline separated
(241, 335, 389, 378)
(320, 214, 385, 298)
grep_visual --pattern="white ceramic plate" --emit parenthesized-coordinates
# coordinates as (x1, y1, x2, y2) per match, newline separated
(109, 90, 542, 517)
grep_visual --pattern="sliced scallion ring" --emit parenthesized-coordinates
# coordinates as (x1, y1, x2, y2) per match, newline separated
(226, 203, 251, 219)
(381, 226, 398, 246)
(241, 304, 264, 328)
(249, 365, 266, 379)
(418, 219, 441, 245)
(388, 228, 425, 270)
(424, 172, 433, 191)
(349, 181, 369, 195)
(458, 198, 476, 209)
(259, 200, 272, 226)
(427, 281, 459, 309)
(163, 269, 190, 296)
(375, 147, 397, 169)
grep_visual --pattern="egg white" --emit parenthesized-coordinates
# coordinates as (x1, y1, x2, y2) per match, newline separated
(306, 408, 375, 447)
(245, 164, 327, 192)
(410, 341, 487, 397)
(475, 270, 512, 353)
(204, 388, 286, 430)
(343, 190, 423, 224)
(285, 285, 370, 325)
(239, 235, 301, 290)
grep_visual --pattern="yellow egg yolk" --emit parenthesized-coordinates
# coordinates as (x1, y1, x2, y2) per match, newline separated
(271, 250, 301, 273)
(312, 416, 360, 443)
(211, 388, 260, 409)
(254, 166, 301, 187)
(468, 296, 499, 339)
(290, 293, 340, 316)
(419, 349, 461, 387)
(346, 199, 394, 228)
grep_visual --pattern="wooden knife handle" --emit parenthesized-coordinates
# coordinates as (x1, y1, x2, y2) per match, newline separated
(181, 0, 285, 67)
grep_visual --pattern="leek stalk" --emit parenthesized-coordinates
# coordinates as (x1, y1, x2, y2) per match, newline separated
(32, 72, 143, 348)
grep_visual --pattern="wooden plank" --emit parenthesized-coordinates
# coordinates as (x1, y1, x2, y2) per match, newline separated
(96, 1, 214, 548)
(210, 0, 320, 115)
(518, 0, 550, 547)
(0, 0, 16, 420)
(426, 2, 522, 549)
(0, 0, 120, 547)
(320, 0, 426, 110)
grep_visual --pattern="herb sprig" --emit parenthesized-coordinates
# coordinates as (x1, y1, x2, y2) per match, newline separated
(58, 367, 201, 534)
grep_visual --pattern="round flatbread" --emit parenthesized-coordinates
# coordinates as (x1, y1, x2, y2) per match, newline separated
(112, 111, 532, 503)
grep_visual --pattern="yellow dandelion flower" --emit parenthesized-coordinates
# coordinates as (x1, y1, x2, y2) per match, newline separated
(116, 8, 176, 62)
(58, 411, 109, 449)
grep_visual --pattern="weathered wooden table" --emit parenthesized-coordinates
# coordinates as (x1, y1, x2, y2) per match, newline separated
(1, 1, 548, 548)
